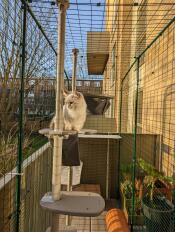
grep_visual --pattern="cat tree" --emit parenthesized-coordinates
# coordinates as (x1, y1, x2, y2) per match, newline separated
(39, 1, 105, 231)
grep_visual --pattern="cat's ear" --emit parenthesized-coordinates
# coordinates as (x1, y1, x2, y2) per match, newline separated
(63, 89, 69, 97)
(75, 91, 81, 98)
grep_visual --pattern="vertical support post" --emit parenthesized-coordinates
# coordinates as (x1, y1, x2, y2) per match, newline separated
(65, 167, 73, 226)
(131, 57, 140, 231)
(72, 48, 79, 92)
(117, 82, 123, 198)
(52, 0, 69, 201)
(66, 48, 79, 226)
(119, 82, 123, 134)
(16, 1, 27, 232)
(106, 134, 110, 199)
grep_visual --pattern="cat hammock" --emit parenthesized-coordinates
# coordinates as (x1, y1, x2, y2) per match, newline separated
(39, 2, 104, 231)
(84, 93, 113, 115)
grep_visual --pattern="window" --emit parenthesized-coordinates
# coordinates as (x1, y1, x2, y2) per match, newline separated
(84, 81, 90, 87)
(76, 81, 82, 87)
(94, 81, 100, 87)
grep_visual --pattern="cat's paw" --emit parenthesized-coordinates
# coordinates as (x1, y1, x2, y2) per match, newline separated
(64, 125, 72, 131)
(72, 126, 80, 132)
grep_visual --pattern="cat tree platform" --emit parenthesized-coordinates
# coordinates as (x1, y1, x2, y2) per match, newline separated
(40, 191, 105, 217)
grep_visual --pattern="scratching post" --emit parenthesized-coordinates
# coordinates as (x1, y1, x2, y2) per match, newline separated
(72, 48, 79, 92)
(52, 0, 69, 201)
(52, 1, 69, 230)
(47, 1, 69, 231)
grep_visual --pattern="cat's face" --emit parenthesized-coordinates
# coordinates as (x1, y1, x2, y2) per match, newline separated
(64, 91, 82, 109)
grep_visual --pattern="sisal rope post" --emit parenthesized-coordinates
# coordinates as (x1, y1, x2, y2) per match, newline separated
(52, 0, 69, 201)
(72, 48, 79, 92)
(51, 1, 69, 231)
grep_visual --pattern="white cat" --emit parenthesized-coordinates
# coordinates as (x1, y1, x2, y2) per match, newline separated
(63, 91, 87, 131)
(50, 91, 87, 132)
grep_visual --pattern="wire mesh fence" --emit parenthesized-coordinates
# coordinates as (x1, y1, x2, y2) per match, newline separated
(0, 1, 23, 230)
(119, 15, 175, 232)
(0, 0, 56, 231)
(0, 0, 175, 232)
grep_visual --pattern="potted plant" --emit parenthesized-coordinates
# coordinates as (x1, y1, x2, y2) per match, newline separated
(125, 198, 144, 226)
(120, 163, 146, 208)
(121, 180, 132, 209)
(138, 159, 175, 232)
(121, 179, 144, 226)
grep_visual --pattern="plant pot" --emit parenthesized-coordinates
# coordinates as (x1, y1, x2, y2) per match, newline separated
(124, 207, 145, 226)
(154, 179, 173, 201)
(142, 195, 175, 232)
(120, 186, 144, 226)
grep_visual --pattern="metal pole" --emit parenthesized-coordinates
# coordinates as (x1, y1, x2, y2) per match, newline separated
(106, 134, 110, 199)
(16, 2, 27, 232)
(117, 82, 123, 198)
(119, 82, 123, 134)
(52, 0, 69, 201)
(72, 48, 79, 92)
(66, 167, 73, 226)
(131, 57, 140, 231)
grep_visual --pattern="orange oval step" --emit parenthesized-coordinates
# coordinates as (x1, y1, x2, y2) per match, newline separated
(106, 209, 130, 232)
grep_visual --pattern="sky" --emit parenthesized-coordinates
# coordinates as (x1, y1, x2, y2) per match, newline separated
(29, 0, 107, 80)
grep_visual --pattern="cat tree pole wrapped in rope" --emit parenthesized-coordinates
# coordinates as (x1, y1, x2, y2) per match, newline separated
(72, 48, 79, 92)
(51, 0, 69, 230)
(52, 0, 69, 202)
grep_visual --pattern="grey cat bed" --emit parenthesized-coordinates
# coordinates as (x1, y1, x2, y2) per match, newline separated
(84, 94, 112, 115)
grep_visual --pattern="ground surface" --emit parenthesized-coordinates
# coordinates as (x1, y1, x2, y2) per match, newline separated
(59, 199, 118, 232)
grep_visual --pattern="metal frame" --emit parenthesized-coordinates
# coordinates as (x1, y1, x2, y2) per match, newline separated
(119, 14, 175, 232)
(16, 2, 27, 231)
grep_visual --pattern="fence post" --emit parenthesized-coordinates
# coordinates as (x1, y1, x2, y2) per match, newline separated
(16, 1, 27, 232)
(119, 81, 123, 134)
(131, 57, 140, 231)
(117, 80, 123, 198)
